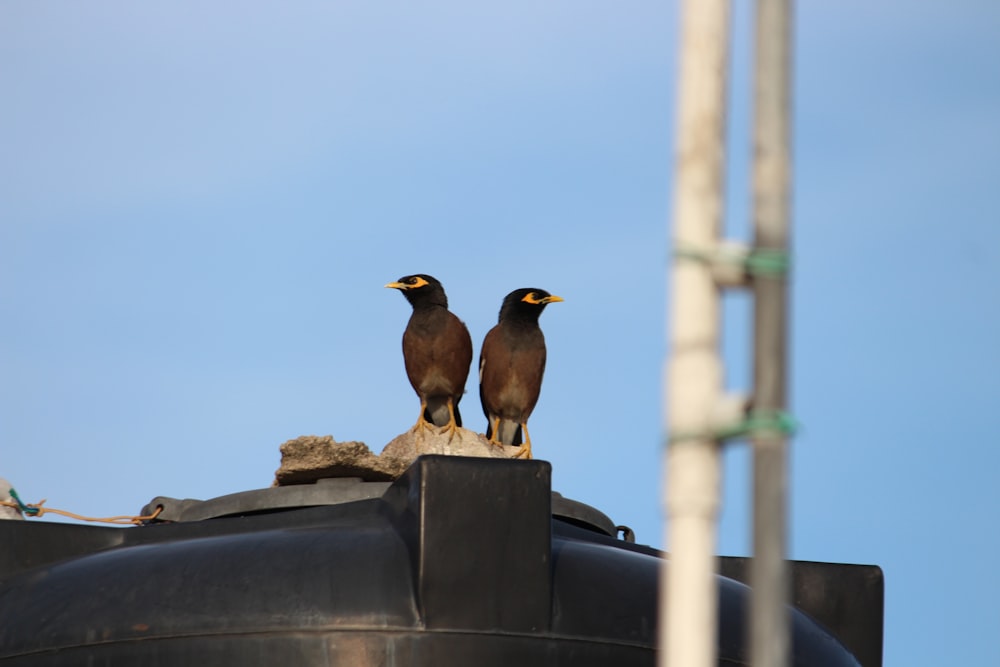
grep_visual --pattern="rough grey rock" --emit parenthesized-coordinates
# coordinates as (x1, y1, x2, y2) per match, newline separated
(273, 428, 522, 486)
(380, 426, 520, 461)
(273, 436, 394, 485)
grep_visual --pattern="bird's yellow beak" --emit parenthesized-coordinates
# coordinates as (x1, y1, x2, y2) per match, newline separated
(522, 292, 565, 305)
(385, 282, 407, 290)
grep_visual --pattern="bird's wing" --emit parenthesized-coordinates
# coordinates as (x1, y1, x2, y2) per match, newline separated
(478, 326, 499, 423)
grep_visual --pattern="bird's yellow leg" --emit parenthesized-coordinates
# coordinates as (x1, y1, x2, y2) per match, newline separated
(443, 399, 459, 442)
(412, 399, 433, 433)
(512, 422, 533, 459)
(487, 416, 504, 449)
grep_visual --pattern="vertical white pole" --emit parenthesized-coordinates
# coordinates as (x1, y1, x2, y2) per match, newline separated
(660, 0, 730, 666)
(750, 0, 793, 666)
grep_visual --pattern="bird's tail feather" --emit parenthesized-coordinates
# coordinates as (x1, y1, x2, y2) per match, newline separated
(493, 419, 522, 446)
(425, 398, 462, 428)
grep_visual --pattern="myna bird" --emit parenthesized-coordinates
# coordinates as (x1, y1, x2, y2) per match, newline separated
(386, 274, 473, 438)
(479, 288, 563, 459)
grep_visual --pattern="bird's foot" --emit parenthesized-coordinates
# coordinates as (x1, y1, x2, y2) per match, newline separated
(485, 434, 506, 452)
(485, 417, 508, 451)
(410, 419, 435, 451)
(410, 417, 435, 433)
(442, 419, 460, 443)
(513, 430, 531, 461)
(512, 427, 533, 459)
(511, 445, 533, 460)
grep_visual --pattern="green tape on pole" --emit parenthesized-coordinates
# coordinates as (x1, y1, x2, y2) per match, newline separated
(667, 410, 798, 445)
(746, 248, 791, 277)
(673, 245, 791, 277)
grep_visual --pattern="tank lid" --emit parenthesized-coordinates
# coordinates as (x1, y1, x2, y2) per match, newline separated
(142, 480, 621, 538)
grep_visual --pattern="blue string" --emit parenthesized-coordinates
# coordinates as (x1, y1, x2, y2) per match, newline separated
(8, 488, 40, 516)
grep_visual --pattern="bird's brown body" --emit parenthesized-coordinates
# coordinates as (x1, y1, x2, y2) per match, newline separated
(387, 275, 472, 435)
(479, 324, 546, 443)
(479, 288, 562, 459)
(402, 305, 473, 427)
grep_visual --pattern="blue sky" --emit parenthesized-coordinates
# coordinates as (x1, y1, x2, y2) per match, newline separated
(2, 2, 999, 664)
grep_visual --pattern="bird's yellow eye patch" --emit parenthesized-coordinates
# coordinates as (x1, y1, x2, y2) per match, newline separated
(385, 276, 430, 290)
(522, 292, 564, 305)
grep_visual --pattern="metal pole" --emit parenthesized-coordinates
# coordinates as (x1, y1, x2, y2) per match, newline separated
(660, 0, 730, 666)
(750, 0, 793, 665)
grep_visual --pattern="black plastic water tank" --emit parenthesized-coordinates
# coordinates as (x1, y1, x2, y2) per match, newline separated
(0, 456, 872, 666)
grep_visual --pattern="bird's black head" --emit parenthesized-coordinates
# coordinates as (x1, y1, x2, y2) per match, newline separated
(385, 274, 449, 308)
(498, 288, 564, 323)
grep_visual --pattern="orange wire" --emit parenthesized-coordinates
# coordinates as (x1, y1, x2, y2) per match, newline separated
(0, 500, 163, 525)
